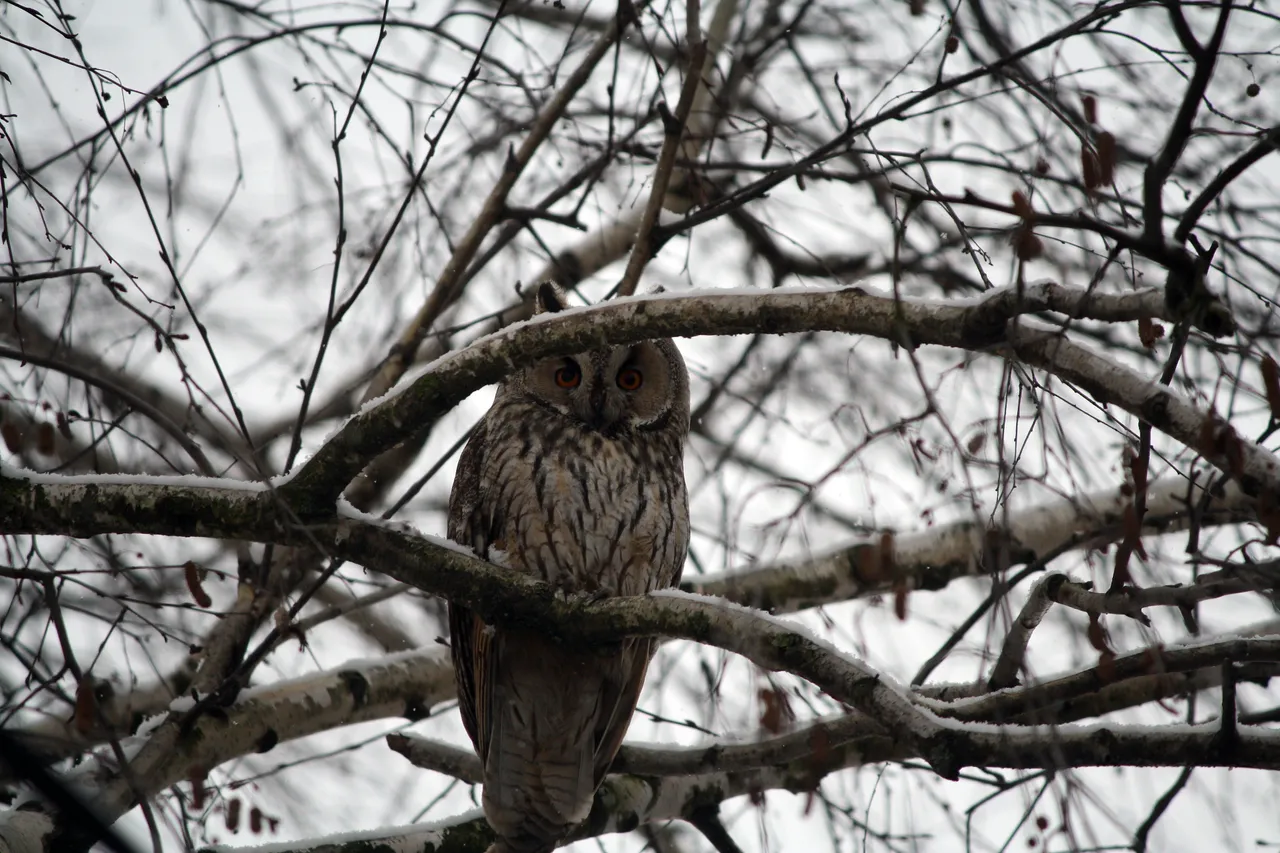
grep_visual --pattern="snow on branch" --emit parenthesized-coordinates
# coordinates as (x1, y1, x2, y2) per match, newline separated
(686, 476, 1257, 613)
(279, 283, 1260, 512)
(225, 715, 1280, 853)
(0, 648, 455, 850)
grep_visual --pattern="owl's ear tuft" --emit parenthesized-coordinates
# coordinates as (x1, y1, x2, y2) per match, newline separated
(535, 282, 567, 314)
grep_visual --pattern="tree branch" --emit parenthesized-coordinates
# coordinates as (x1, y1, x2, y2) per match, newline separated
(1175, 124, 1280, 242)
(1144, 0, 1233, 241)
(277, 284, 1257, 513)
(211, 720, 1280, 853)
(0, 647, 455, 849)
(987, 573, 1061, 689)
(615, 35, 709, 297)
(687, 476, 1256, 614)
(0, 345, 217, 476)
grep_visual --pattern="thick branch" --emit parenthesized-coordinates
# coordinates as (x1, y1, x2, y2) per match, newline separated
(0, 468, 944, 777)
(1, 648, 455, 850)
(212, 720, 1280, 853)
(7, 466, 1273, 785)
(686, 476, 1256, 613)
(279, 285, 1264, 513)
(2, 506, 1271, 853)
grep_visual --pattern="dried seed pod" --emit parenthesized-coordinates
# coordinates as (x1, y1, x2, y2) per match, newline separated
(1096, 131, 1116, 185)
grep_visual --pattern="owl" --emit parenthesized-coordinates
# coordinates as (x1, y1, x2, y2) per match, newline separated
(447, 283, 691, 853)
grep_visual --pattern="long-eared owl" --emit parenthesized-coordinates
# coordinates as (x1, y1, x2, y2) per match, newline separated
(447, 283, 690, 853)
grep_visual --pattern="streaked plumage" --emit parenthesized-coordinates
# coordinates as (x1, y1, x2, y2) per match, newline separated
(448, 284, 690, 853)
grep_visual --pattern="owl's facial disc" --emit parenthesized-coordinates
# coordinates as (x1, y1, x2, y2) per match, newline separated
(523, 344, 673, 434)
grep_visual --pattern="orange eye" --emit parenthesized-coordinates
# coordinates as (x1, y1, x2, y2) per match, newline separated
(617, 368, 643, 391)
(554, 363, 581, 388)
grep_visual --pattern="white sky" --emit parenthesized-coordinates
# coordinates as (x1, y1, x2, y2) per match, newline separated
(3, 0, 1280, 851)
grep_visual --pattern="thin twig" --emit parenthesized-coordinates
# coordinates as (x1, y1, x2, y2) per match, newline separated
(987, 573, 1063, 690)
(0, 265, 113, 285)
(616, 38, 709, 297)
(0, 345, 218, 475)
(1132, 765, 1194, 853)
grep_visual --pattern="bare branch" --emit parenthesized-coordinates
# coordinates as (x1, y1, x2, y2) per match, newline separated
(204, 720, 1280, 853)
(0, 646, 455, 851)
(690, 476, 1255, 614)
(987, 573, 1061, 690)
(0, 345, 217, 476)
(1144, 0, 1233, 241)
(280, 285, 1261, 511)
(616, 36, 708, 297)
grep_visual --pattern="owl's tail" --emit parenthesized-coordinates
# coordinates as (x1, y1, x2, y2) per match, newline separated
(480, 630, 648, 853)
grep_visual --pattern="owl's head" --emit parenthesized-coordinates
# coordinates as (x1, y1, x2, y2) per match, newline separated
(502, 283, 690, 437)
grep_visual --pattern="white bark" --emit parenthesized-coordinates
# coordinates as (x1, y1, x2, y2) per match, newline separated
(0, 649, 454, 853)
(282, 285, 1271, 505)
(687, 476, 1256, 613)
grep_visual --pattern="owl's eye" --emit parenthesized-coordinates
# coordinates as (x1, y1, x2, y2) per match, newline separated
(616, 368, 643, 391)
(554, 362, 581, 388)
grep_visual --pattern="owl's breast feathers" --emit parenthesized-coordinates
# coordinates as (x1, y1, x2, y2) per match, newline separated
(477, 403, 688, 594)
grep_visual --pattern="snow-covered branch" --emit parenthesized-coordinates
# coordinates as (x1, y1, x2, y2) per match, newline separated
(0, 649, 455, 852)
(686, 477, 1257, 613)
(218, 718, 1280, 853)
(280, 283, 1257, 512)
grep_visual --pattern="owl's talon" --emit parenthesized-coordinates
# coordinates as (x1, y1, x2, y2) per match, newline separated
(552, 577, 578, 600)
(579, 587, 611, 605)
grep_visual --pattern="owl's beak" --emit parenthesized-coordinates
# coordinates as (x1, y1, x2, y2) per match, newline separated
(584, 386, 619, 431)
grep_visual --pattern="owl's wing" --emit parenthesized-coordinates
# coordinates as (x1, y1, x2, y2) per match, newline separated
(447, 418, 496, 759)
(592, 518, 689, 783)
(591, 637, 654, 786)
